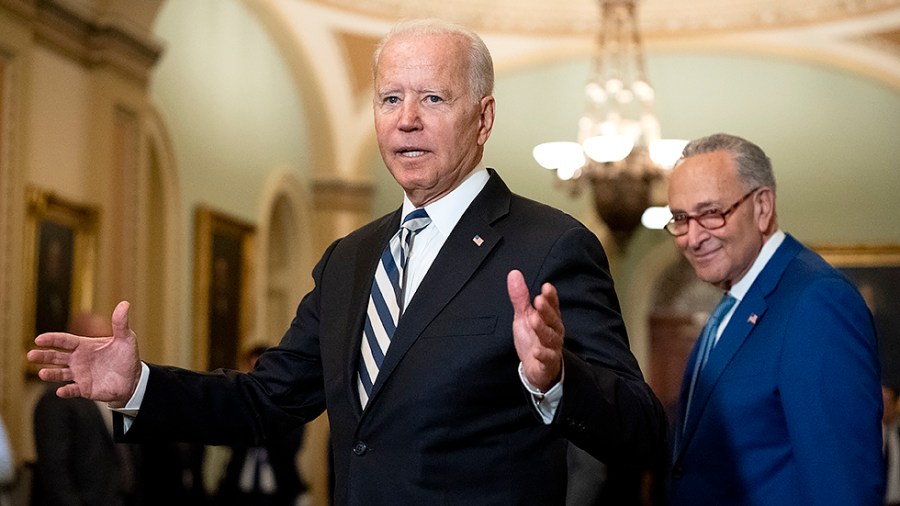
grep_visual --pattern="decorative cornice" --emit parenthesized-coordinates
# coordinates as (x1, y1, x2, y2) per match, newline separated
(303, 0, 900, 38)
(0, 0, 164, 85)
(311, 176, 374, 213)
(312, 176, 373, 193)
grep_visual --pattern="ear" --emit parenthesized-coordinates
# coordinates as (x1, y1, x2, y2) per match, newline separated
(753, 187, 776, 232)
(477, 95, 496, 146)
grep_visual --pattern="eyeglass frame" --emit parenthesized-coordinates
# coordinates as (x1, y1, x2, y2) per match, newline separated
(664, 187, 761, 237)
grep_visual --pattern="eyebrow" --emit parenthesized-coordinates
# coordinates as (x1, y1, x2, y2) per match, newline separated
(671, 198, 723, 215)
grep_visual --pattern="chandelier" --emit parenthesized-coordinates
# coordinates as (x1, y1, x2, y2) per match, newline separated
(532, 0, 685, 249)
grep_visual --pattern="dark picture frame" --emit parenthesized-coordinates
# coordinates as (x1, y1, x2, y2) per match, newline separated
(23, 187, 99, 374)
(192, 206, 256, 371)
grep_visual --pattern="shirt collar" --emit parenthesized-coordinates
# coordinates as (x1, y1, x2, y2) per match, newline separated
(401, 164, 490, 237)
(728, 229, 786, 301)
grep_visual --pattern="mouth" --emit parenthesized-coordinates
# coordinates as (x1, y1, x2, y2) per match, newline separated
(396, 148, 428, 158)
(689, 247, 720, 265)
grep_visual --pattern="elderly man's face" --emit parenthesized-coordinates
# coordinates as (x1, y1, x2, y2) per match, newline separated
(667, 150, 768, 290)
(373, 32, 494, 207)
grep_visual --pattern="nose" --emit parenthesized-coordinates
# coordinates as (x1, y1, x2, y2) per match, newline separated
(398, 101, 422, 132)
(683, 218, 709, 250)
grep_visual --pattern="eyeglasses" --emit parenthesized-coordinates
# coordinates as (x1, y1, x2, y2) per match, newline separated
(665, 188, 760, 237)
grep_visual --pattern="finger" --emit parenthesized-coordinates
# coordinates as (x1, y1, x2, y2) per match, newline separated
(534, 285, 563, 333)
(540, 282, 560, 315)
(528, 311, 561, 350)
(27, 349, 72, 366)
(38, 366, 73, 383)
(33, 332, 77, 350)
(111, 300, 131, 338)
(506, 270, 531, 316)
(55, 382, 83, 399)
(531, 346, 560, 365)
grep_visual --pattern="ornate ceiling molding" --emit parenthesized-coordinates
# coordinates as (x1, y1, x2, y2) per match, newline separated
(303, 0, 900, 38)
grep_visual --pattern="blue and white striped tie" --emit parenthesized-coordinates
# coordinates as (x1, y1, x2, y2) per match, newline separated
(358, 209, 431, 407)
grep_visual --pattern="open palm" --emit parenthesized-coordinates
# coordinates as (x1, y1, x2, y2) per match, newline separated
(27, 301, 142, 404)
(507, 269, 564, 392)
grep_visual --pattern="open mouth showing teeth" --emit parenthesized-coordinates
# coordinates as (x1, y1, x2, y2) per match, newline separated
(399, 150, 426, 157)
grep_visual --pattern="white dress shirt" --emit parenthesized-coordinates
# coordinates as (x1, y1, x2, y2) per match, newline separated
(714, 230, 786, 345)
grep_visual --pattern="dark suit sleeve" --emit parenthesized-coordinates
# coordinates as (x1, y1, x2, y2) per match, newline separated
(778, 276, 883, 503)
(120, 241, 338, 446)
(536, 226, 667, 467)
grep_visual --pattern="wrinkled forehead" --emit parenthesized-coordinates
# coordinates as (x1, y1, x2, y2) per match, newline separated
(668, 151, 741, 209)
(376, 32, 466, 78)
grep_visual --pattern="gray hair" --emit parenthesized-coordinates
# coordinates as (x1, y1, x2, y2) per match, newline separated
(681, 133, 776, 192)
(372, 18, 495, 102)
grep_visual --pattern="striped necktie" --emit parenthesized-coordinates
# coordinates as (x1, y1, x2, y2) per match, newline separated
(682, 293, 737, 433)
(358, 209, 431, 407)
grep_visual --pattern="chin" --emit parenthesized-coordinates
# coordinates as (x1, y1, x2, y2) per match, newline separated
(692, 264, 725, 287)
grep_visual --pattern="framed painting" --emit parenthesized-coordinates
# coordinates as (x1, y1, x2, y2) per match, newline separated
(23, 187, 99, 372)
(817, 244, 900, 380)
(192, 206, 256, 371)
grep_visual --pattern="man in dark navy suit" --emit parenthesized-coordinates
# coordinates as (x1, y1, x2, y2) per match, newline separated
(29, 19, 666, 505)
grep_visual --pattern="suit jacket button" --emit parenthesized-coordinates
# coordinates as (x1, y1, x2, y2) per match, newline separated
(353, 441, 368, 456)
(672, 465, 683, 479)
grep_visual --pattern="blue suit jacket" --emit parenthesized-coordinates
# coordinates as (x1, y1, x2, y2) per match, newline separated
(669, 234, 884, 505)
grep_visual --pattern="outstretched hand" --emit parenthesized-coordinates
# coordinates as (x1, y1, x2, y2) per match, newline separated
(26, 301, 142, 405)
(507, 269, 564, 392)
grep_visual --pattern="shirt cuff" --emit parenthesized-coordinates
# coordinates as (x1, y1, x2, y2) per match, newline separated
(518, 362, 564, 425)
(108, 361, 149, 432)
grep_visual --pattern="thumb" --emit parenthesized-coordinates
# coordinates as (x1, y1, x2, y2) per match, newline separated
(507, 270, 531, 316)
(111, 300, 131, 338)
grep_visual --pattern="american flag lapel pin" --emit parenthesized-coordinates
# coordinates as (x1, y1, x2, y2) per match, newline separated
(472, 235, 484, 247)
(747, 313, 758, 324)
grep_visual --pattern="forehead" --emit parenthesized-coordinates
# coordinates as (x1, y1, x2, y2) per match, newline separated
(375, 33, 466, 86)
(668, 150, 742, 210)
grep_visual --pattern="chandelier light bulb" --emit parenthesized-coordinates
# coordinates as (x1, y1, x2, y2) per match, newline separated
(585, 82, 607, 103)
(532, 141, 586, 170)
(583, 134, 634, 163)
(632, 80, 654, 101)
(616, 88, 635, 104)
(604, 78, 624, 94)
(641, 206, 672, 230)
(649, 138, 689, 169)
(556, 164, 582, 181)
(640, 114, 661, 141)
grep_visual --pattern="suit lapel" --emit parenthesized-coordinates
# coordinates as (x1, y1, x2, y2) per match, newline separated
(677, 295, 769, 454)
(676, 234, 803, 459)
(364, 170, 511, 408)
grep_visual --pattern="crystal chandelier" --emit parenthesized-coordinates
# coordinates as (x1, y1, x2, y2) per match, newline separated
(533, 0, 685, 249)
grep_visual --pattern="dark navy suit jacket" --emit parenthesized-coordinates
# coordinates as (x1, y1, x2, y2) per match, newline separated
(119, 170, 666, 505)
(670, 234, 884, 505)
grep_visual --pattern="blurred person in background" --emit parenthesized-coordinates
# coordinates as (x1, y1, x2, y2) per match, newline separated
(215, 344, 309, 506)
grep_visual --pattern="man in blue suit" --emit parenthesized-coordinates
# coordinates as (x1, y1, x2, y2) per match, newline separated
(665, 132, 884, 504)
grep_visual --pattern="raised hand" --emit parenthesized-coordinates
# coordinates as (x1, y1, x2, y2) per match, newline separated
(26, 301, 142, 405)
(507, 269, 564, 392)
